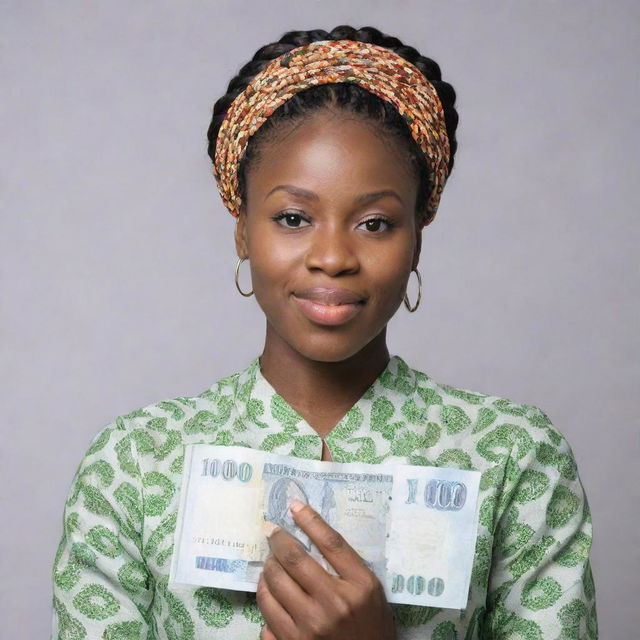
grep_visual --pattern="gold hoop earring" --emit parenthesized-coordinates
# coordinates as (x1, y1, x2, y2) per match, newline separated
(403, 268, 422, 312)
(234, 257, 254, 297)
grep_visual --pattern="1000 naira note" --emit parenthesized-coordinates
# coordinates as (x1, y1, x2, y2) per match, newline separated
(169, 445, 480, 609)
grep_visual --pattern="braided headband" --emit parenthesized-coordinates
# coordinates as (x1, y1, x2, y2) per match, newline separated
(213, 39, 451, 228)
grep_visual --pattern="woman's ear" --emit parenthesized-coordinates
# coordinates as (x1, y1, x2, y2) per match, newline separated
(234, 208, 249, 259)
(412, 227, 422, 271)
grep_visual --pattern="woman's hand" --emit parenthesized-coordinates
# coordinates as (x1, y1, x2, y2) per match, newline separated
(257, 499, 396, 640)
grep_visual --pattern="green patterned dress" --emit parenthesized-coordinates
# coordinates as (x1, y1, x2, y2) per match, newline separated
(51, 354, 597, 639)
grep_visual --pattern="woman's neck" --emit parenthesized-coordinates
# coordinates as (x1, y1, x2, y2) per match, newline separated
(258, 325, 390, 439)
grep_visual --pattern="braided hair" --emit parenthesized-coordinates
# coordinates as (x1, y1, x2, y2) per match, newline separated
(207, 25, 459, 227)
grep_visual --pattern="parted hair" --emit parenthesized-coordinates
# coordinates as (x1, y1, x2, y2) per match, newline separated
(206, 25, 459, 225)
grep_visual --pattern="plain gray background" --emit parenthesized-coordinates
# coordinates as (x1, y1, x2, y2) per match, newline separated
(2, 1, 638, 637)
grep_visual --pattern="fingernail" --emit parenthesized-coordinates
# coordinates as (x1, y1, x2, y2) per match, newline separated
(264, 521, 280, 538)
(290, 499, 305, 514)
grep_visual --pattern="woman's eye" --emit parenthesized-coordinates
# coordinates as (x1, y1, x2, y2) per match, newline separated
(272, 212, 310, 228)
(272, 212, 393, 232)
(359, 217, 393, 233)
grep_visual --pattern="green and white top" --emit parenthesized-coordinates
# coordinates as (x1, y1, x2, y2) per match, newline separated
(51, 354, 598, 639)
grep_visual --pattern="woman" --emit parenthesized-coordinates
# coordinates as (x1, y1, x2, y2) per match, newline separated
(51, 25, 597, 639)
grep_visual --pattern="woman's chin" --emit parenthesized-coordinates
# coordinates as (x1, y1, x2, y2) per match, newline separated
(285, 333, 383, 364)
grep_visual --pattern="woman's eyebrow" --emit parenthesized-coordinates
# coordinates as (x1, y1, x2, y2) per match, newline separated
(354, 189, 404, 206)
(265, 184, 404, 206)
(265, 184, 319, 201)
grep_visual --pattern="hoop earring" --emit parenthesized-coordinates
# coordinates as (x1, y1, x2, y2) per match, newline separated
(234, 257, 254, 297)
(403, 268, 422, 312)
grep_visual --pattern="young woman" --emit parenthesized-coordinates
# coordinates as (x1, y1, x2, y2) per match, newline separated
(51, 25, 597, 640)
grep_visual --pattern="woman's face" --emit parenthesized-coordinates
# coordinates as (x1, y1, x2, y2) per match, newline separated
(235, 109, 422, 363)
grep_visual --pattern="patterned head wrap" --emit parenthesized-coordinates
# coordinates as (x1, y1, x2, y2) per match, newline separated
(213, 39, 451, 228)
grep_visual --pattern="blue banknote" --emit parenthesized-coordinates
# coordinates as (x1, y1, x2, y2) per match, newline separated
(169, 445, 480, 608)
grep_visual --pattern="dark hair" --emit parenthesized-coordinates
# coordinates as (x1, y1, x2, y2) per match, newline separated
(207, 25, 459, 227)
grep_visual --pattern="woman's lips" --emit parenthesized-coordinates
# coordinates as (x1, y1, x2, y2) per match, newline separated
(294, 287, 364, 305)
(292, 295, 364, 326)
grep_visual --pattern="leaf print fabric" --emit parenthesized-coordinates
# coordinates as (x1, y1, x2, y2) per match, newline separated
(51, 355, 597, 639)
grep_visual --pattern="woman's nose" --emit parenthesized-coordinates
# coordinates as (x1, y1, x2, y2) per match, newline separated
(303, 224, 359, 276)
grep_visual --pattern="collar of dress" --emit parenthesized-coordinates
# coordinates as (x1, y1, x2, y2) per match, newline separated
(228, 354, 429, 464)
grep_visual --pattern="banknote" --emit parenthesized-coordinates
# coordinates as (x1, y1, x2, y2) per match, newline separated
(169, 445, 480, 609)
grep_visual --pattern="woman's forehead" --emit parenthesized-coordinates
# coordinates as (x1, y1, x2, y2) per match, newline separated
(249, 115, 416, 192)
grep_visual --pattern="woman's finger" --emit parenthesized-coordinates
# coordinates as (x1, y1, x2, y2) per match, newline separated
(261, 549, 314, 622)
(259, 623, 278, 640)
(256, 573, 297, 640)
(289, 500, 372, 584)
(266, 524, 334, 597)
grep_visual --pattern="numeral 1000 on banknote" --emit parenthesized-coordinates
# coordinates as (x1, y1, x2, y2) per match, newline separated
(405, 478, 468, 511)
(391, 573, 445, 597)
(201, 457, 253, 482)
